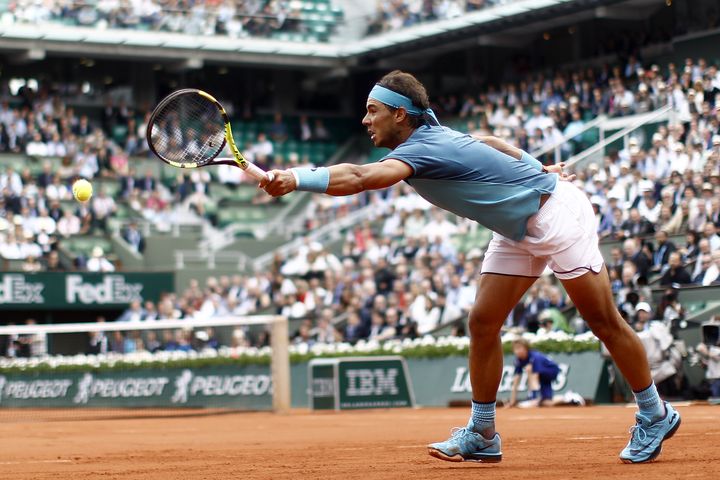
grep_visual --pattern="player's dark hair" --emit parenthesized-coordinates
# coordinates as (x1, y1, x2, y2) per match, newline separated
(377, 70, 430, 128)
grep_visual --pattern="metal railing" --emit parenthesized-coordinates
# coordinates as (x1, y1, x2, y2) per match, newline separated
(565, 105, 673, 171)
(174, 249, 254, 270)
(529, 114, 607, 164)
(251, 199, 387, 271)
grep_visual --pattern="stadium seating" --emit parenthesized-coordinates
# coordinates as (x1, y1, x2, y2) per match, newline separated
(0, 0, 346, 43)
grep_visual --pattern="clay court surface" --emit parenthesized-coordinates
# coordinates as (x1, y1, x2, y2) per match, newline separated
(1, 404, 718, 479)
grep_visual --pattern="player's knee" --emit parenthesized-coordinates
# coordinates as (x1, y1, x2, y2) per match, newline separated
(584, 311, 626, 342)
(467, 311, 502, 340)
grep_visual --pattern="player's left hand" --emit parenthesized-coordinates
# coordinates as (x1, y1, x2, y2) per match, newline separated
(544, 162, 576, 182)
(262, 169, 297, 197)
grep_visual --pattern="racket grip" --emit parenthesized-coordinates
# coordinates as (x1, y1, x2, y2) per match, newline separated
(244, 162, 273, 182)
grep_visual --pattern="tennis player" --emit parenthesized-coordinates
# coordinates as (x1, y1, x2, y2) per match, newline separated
(261, 70, 680, 464)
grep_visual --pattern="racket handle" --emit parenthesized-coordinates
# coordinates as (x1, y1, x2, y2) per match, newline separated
(244, 162, 273, 182)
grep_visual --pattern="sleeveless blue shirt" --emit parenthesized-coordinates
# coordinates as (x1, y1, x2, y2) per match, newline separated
(381, 125, 558, 241)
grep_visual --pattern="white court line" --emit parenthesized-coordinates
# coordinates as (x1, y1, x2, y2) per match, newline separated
(569, 432, 720, 441)
(511, 416, 587, 421)
(0, 460, 72, 465)
(336, 445, 423, 451)
(570, 435, 625, 440)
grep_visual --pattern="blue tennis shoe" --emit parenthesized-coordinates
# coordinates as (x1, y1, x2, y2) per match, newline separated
(619, 402, 681, 463)
(428, 420, 502, 463)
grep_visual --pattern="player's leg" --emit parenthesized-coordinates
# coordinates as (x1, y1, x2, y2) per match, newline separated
(561, 267, 681, 463)
(560, 267, 651, 390)
(428, 271, 536, 463)
(540, 181, 680, 463)
(468, 273, 538, 405)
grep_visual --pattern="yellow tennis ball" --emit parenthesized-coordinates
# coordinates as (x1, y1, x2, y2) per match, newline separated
(72, 179, 93, 202)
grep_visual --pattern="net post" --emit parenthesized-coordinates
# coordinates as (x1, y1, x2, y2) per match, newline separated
(270, 316, 291, 412)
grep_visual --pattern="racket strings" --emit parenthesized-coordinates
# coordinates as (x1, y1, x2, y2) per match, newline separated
(149, 92, 226, 165)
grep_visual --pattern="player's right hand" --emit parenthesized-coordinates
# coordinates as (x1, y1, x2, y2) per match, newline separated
(262, 170, 297, 197)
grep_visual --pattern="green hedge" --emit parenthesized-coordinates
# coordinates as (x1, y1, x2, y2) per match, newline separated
(0, 338, 599, 375)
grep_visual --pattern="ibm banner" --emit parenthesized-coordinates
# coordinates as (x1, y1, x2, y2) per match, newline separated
(0, 365, 273, 409)
(0, 272, 174, 310)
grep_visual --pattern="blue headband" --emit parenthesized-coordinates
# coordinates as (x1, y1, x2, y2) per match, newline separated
(368, 84, 439, 125)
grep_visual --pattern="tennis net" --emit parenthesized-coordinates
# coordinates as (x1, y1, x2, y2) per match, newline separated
(0, 316, 289, 421)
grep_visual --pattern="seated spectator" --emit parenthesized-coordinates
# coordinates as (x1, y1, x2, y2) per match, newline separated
(693, 254, 717, 285)
(623, 237, 652, 280)
(43, 250, 63, 271)
(651, 230, 676, 272)
(298, 115, 312, 142)
(56, 209, 81, 237)
(117, 300, 146, 322)
(703, 222, 720, 251)
(86, 246, 115, 272)
(121, 221, 145, 253)
(312, 309, 339, 343)
(91, 188, 116, 232)
(145, 331, 162, 353)
(633, 302, 653, 332)
(343, 310, 365, 344)
(269, 112, 288, 143)
(621, 208, 655, 238)
(659, 252, 692, 286)
(21, 255, 42, 272)
(118, 167, 137, 198)
(313, 119, 330, 141)
(250, 133, 273, 167)
(86, 328, 109, 355)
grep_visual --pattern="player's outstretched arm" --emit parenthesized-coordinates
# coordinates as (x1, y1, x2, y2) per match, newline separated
(262, 159, 412, 197)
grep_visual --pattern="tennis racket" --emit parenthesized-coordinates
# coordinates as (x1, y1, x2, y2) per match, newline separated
(146, 88, 273, 182)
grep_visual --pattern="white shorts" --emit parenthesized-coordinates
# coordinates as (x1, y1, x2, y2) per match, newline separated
(481, 181, 605, 280)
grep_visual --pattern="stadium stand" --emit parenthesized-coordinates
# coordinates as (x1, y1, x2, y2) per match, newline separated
(1, 0, 345, 43)
(366, 0, 499, 36)
(0, 0, 719, 403)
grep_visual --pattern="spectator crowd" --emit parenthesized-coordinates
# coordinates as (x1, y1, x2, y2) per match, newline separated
(3, 0, 341, 41)
(366, 0, 495, 36)
(1, 52, 720, 404)
(0, 78, 333, 270)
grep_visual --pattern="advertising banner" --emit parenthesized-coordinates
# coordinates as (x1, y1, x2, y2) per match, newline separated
(0, 272, 174, 310)
(309, 356, 415, 410)
(0, 365, 273, 409)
